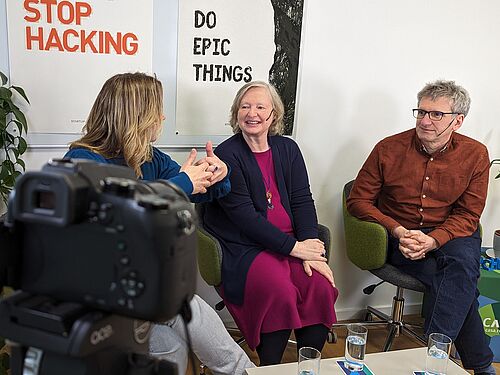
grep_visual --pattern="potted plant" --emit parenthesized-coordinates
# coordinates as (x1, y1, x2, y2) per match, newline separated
(0, 71, 29, 374)
(0, 71, 29, 207)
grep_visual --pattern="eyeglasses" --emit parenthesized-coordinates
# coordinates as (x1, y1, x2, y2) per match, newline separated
(412, 109, 459, 121)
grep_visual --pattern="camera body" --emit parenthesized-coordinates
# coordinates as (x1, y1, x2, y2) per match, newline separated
(6, 158, 197, 322)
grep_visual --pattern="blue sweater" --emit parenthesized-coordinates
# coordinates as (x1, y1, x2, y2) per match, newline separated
(64, 147, 231, 203)
(202, 134, 319, 305)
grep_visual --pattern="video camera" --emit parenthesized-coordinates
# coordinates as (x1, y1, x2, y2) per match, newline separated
(0, 159, 198, 375)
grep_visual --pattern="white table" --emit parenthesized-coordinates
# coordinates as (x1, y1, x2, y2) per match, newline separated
(245, 347, 469, 374)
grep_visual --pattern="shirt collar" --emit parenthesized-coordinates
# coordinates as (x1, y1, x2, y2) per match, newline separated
(414, 130, 454, 157)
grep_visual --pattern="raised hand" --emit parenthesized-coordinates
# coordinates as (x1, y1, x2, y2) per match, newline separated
(303, 260, 336, 287)
(195, 141, 228, 184)
(180, 148, 213, 194)
(290, 239, 327, 262)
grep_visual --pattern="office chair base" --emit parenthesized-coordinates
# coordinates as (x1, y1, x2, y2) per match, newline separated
(331, 305, 426, 351)
(365, 305, 427, 350)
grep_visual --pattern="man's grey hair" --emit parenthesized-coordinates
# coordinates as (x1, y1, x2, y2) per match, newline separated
(417, 80, 471, 117)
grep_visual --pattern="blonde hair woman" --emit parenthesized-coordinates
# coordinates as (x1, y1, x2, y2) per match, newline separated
(66, 72, 228, 200)
(64, 72, 256, 374)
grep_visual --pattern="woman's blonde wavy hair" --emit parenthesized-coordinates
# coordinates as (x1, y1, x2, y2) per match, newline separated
(229, 81, 285, 135)
(70, 73, 163, 178)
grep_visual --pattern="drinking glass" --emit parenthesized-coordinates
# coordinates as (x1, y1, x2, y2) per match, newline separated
(425, 333, 452, 375)
(298, 346, 321, 375)
(493, 229, 500, 258)
(345, 323, 368, 371)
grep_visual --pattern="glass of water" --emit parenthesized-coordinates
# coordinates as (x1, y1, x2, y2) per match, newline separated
(298, 346, 321, 375)
(345, 323, 368, 371)
(425, 333, 452, 375)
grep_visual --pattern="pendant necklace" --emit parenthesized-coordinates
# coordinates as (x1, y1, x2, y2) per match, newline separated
(263, 151, 274, 210)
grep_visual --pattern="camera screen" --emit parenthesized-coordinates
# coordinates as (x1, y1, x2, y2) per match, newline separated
(36, 191, 55, 210)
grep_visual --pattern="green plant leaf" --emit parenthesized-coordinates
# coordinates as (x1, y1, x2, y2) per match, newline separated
(0, 165, 7, 180)
(12, 119, 23, 136)
(4, 132, 14, 144)
(11, 85, 30, 104)
(11, 148, 19, 159)
(0, 71, 7, 86)
(2, 159, 14, 172)
(11, 107, 28, 132)
(3, 173, 15, 188)
(17, 158, 26, 171)
(0, 87, 12, 100)
(496, 171, 500, 179)
(18, 137, 28, 154)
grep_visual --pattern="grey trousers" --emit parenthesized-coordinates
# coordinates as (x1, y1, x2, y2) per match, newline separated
(149, 294, 255, 375)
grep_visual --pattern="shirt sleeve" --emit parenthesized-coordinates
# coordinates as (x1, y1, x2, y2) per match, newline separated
(346, 143, 402, 233)
(214, 147, 296, 255)
(428, 146, 490, 246)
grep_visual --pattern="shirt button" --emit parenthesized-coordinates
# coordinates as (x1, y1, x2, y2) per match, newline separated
(420, 222, 424, 226)
(430, 157, 434, 161)
(422, 194, 426, 198)
(425, 176, 430, 180)
(419, 208, 424, 212)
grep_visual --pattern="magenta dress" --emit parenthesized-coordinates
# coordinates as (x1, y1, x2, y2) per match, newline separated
(221, 149, 338, 350)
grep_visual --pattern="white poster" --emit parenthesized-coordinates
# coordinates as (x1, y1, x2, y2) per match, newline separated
(176, 0, 305, 136)
(6, 0, 153, 134)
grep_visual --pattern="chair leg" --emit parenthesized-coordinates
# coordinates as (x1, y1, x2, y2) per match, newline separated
(383, 323, 399, 351)
(367, 305, 391, 322)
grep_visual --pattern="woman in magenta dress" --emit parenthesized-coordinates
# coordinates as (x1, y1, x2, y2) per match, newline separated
(202, 81, 338, 365)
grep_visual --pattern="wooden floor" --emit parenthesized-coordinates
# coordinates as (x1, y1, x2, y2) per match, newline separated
(192, 316, 500, 374)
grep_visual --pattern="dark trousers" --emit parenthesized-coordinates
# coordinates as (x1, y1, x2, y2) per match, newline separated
(388, 229, 493, 370)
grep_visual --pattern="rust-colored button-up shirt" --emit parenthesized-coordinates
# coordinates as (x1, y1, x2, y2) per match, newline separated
(347, 129, 490, 246)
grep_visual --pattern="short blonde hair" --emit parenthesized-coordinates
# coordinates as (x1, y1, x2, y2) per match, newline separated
(70, 73, 163, 177)
(229, 81, 285, 135)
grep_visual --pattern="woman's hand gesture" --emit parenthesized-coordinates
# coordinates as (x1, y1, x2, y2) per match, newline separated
(180, 149, 213, 194)
(195, 141, 228, 184)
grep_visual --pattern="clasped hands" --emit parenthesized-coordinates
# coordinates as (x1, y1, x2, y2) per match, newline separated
(180, 141, 228, 194)
(393, 226, 438, 260)
(290, 239, 336, 287)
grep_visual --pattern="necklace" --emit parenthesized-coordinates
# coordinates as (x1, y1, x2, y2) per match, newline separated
(263, 150, 274, 210)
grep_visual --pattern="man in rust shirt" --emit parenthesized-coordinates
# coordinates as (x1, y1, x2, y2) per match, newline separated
(347, 80, 494, 375)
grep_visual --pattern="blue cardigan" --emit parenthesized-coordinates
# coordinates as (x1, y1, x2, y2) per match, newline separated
(64, 147, 231, 203)
(203, 134, 319, 305)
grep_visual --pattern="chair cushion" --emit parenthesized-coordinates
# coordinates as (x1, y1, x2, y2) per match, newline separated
(342, 185, 388, 270)
(370, 264, 425, 292)
(197, 229, 222, 286)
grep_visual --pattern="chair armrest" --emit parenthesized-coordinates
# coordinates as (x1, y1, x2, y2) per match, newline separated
(318, 223, 331, 260)
(342, 195, 388, 270)
(197, 227, 223, 287)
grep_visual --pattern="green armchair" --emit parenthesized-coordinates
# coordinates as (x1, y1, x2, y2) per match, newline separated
(340, 180, 426, 350)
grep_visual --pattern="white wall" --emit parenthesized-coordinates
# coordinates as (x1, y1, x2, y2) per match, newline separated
(293, 0, 500, 319)
(4, 0, 500, 322)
